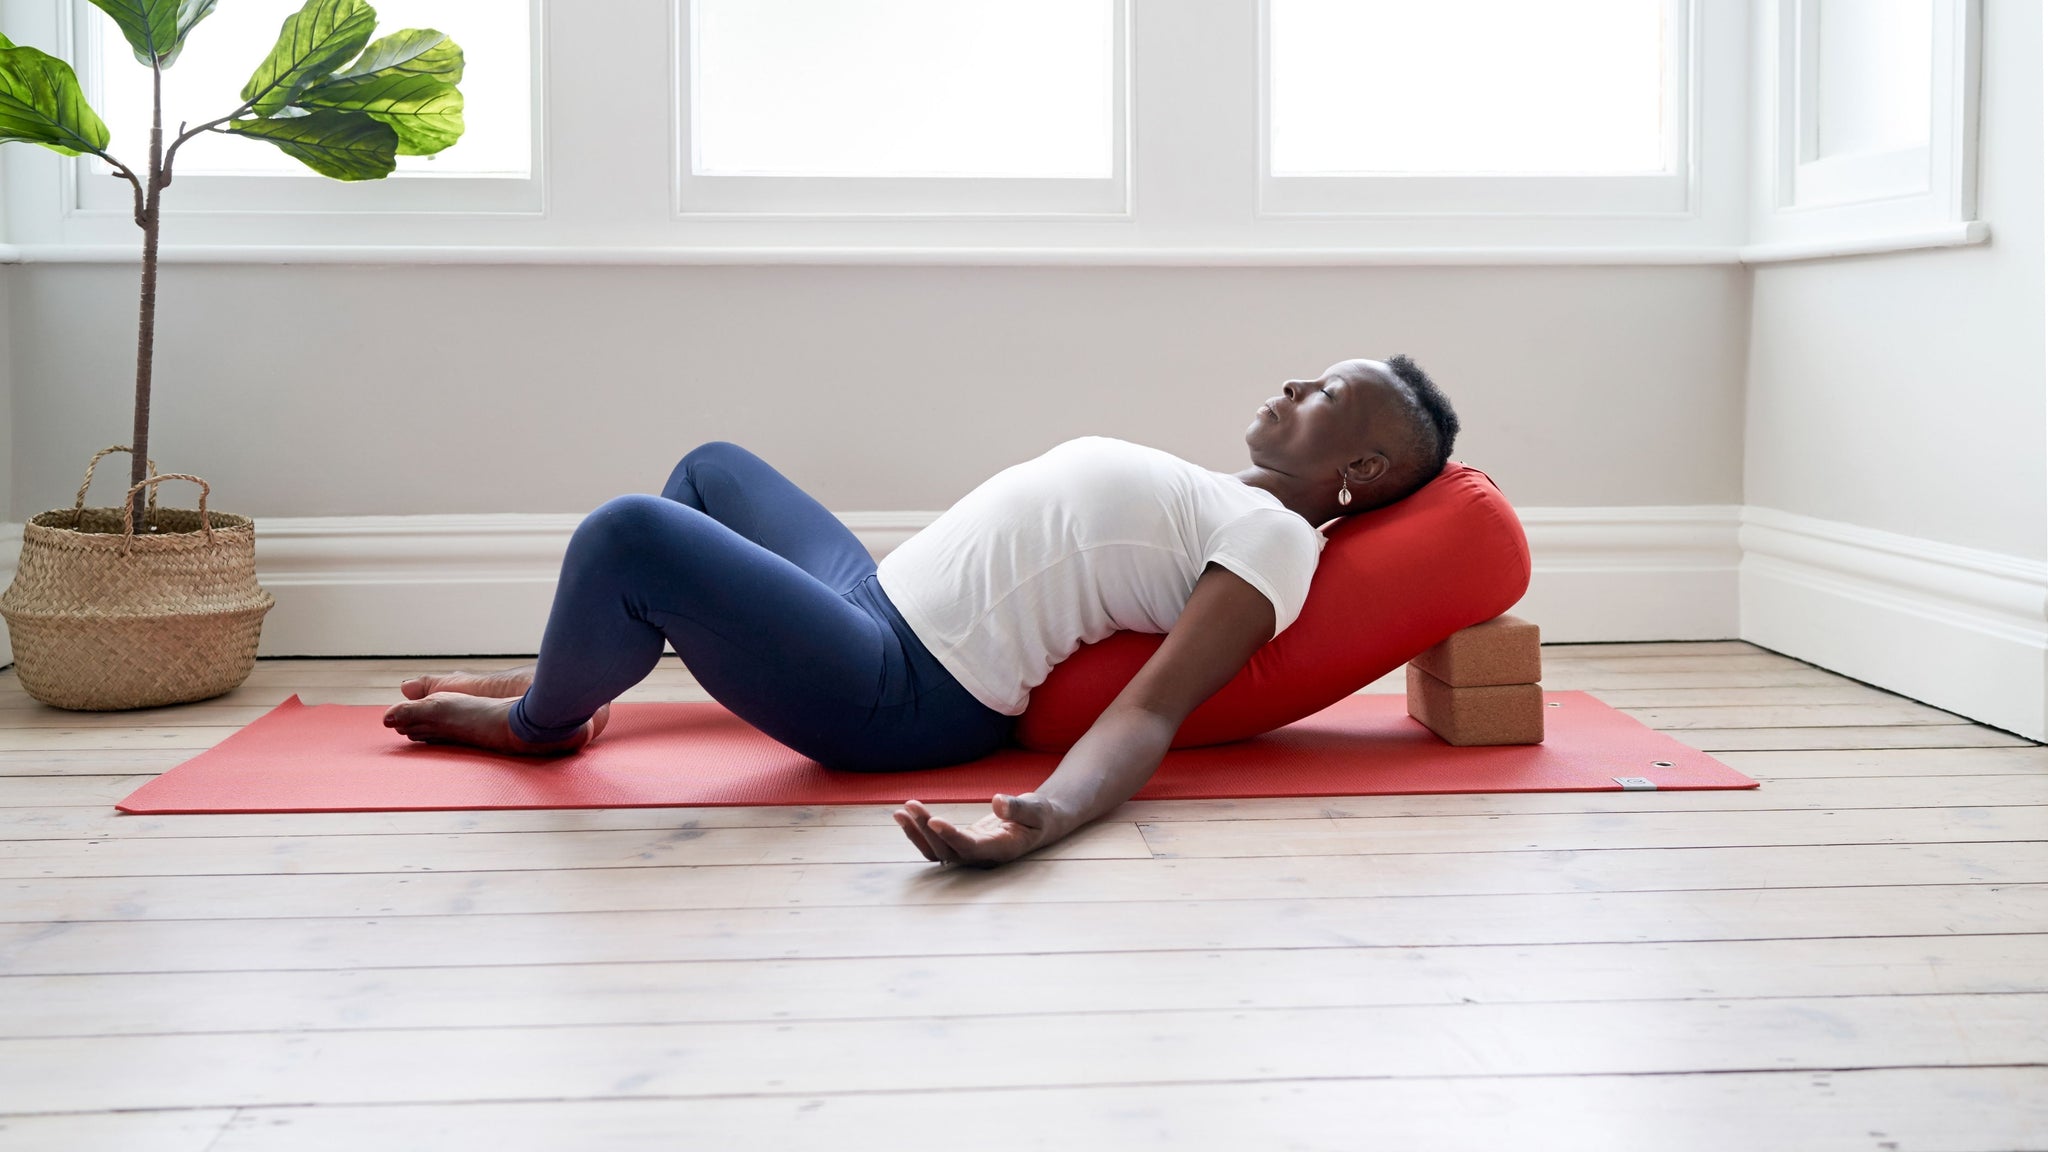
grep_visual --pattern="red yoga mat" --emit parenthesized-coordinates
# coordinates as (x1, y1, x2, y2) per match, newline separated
(116, 692, 1755, 814)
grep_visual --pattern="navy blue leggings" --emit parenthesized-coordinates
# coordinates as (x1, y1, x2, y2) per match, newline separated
(507, 443, 1014, 771)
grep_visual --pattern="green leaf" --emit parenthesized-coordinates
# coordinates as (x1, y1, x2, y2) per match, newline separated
(299, 72, 461, 156)
(304, 29, 465, 154)
(0, 43, 111, 156)
(0, 32, 14, 49)
(332, 28, 462, 85)
(82, 0, 219, 68)
(225, 109, 395, 180)
(241, 0, 376, 116)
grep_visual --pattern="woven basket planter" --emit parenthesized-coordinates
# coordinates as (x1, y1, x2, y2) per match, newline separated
(1, 448, 275, 711)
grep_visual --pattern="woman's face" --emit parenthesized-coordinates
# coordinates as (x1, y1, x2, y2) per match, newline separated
(1244, 358, 1409, 493)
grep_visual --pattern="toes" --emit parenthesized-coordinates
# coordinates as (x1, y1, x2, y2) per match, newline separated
(384, 697, 441, 728)
(401, 677, 434, 700)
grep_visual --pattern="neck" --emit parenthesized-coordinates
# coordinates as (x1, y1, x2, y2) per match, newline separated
(1234, 465, 1336, 525)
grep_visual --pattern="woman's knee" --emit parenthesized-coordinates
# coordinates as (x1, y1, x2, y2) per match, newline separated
(572, 493, 682, 559)
(680, 441, 761, 481)
(663, 441, 757, 503)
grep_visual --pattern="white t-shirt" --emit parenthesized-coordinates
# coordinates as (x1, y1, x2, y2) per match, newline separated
(877, 437, 1327, 716)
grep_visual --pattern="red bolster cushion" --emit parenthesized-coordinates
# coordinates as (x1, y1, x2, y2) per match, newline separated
(1013, 462, 1532, 752)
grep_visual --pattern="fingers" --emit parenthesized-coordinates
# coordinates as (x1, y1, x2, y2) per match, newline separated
(924, 816, 999, 869)
(916, 805, 964, 865)
(892, 808, 937, 862)
(894, 800, 958, 865)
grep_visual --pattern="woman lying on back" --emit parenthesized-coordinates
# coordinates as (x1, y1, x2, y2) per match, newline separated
(385, 357, 1460, 867)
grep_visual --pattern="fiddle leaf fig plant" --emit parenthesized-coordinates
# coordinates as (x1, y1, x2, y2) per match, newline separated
(0, 0, 467, 526)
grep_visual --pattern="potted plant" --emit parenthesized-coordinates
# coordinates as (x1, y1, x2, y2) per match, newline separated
(0, 0, 467, 709)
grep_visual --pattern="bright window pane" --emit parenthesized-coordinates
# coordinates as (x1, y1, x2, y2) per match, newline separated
(1815, 0, 1931, 158)
(693, 0, 1114, 178)
(92, 0, 531, 178)
(1270, 0, 1668, 176)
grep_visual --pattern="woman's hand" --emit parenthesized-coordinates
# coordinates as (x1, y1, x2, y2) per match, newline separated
(892, 567, 1273, 869)
(893, 794, 1059, 868)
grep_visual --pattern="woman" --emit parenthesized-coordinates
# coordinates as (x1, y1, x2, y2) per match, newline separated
(385, 357, 1460, 866)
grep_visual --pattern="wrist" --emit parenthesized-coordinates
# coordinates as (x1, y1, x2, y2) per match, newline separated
(1031, 792, 1088, 841)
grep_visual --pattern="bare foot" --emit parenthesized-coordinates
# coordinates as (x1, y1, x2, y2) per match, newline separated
(400, 663, 537, 700)
(383, 692, 611, 756)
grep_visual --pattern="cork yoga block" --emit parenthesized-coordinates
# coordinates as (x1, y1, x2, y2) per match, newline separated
(1405, 665, 1546, 746)
(1407, 613, 1542, 688)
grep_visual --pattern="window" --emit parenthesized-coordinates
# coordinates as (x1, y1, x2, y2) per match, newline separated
(1261, 0, 1693, 216)
(677, 0, 1125, 216)
(1753, 0, 1979, 246)
(70, 0, 539, 214)
(2, 0, 1749, 252)
(1271, 0, 1667, 177)
(1789, 0, 1934, 206)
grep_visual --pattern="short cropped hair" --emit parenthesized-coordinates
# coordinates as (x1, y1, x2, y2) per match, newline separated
(1357, 354, 1460, 512)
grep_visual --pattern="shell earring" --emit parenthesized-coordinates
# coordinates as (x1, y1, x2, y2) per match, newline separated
(1337, 473, 1353, 507)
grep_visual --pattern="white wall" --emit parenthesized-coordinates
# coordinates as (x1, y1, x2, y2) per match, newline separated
(10, 264, 1749, 518)
(1741, 0, 2047, 737)
(0, 262, 1749, 656)
(1, 145, 12, 522)
(1, 259, 15, 669)
(1, 260, 13, 523)
(1747, 1, 2042, 558)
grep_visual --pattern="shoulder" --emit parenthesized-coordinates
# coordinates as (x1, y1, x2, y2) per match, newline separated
(1213, 506, 1325, 557)
(1050, 436, 1168, 460)
(1035, 437, 1196, 481)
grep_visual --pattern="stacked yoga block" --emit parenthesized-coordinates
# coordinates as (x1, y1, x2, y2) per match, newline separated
(1405, 614, 1545, 745)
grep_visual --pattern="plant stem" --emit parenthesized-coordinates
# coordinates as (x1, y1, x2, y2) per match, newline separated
(98, 155, 145, 227)
(163, 102, 253, 179)
(127, 61, 165, 532)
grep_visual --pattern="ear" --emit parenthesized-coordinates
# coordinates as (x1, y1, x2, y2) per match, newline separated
(1347, 453, 1391, 484)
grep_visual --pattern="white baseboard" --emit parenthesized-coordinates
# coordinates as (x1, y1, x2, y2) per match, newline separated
(225, 505, 1740, 658)
(245, 511, 939, 658)
(1515, 506, 1743, 642)
(15, 505, 2036, 739)
(1740, 507, 2048, 741)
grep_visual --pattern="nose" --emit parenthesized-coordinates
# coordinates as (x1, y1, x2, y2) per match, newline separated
(1281, 379, 1307, 402)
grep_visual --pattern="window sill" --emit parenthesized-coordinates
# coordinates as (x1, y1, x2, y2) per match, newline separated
(0, 226, 1986, 267)
(1735, 221, 1990, 265)
(0, 243, 1742, 267)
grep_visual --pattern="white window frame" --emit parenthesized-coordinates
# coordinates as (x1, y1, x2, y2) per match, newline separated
(62, 0, 547, 219)
(668, 0, 1131, 220)
(0, 0, 1760, 256)
(1751, 0, 1980, 247)
(1256, 0, 1699, 219)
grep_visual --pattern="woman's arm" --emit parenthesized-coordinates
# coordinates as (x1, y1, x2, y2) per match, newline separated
(894, 562, 1277, 867)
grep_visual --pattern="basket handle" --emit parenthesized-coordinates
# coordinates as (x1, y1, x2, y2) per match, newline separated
(75, 446, 161, 515)
(121, 475, 214, 546)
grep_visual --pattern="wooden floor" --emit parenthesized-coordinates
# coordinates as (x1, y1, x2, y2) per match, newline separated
(0, 642, 2044, 1151)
